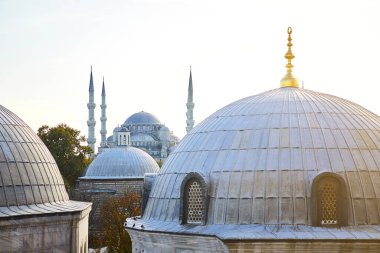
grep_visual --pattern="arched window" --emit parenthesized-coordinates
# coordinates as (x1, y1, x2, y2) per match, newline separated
(180, 173, 208, 225)
(185, 179, 202, 223)
(311, 172, 348, 226)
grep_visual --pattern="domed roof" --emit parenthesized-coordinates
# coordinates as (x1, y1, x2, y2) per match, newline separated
(143, 87, 380, 226)
(0, 105, 89, 217)
(123, 111, 161, 125)
(81, 146, 159, 179)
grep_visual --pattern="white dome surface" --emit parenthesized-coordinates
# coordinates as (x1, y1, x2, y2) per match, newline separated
(81, 146, 159, 179)
(123, 111, 161, 125)
(0, 105, 90, 217)
(143, 87, 380, 226)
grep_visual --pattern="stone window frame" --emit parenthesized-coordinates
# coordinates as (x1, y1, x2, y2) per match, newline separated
(180, 172, 208, 225)
(311, 172, 348, 227)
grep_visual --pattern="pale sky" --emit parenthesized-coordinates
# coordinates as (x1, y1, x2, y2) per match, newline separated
(1, 0, 380, 144)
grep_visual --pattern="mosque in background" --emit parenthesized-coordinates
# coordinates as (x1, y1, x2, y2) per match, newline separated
(86, 67, 195, 160)
(76, 66, 194, 245)
(125, 28, 380, 252)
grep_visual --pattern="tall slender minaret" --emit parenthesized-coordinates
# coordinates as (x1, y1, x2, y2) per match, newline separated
(100, 77, 107, 149)
(87, 66, 96, 152)
(186, 66, 195, 134)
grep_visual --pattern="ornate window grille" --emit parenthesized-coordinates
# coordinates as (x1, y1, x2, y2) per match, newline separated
(181, 174, 208, 225)
(312, 174, 347, 227)
(320, 181, 337, 225)
(185, 179, 203, 224)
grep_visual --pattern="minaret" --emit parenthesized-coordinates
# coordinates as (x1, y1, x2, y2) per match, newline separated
(186, 66, 195, 134)
(100, 77, 107, 149)
(87, 66, 96, 152)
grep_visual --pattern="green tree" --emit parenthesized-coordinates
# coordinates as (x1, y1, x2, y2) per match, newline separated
(157, 159, 163, 168)
(100, 192, 141, 253)
(37, 124, 93, 192)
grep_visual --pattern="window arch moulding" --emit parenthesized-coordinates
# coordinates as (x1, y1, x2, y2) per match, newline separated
(311, 171, 348, 227)
(179, 172, 209, 225)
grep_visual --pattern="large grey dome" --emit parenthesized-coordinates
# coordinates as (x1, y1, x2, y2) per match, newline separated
(81, 146, 159, 179)
(0, 105, 90, 217)
(123, 111, 161, 125)
(143, 87, 380, 226)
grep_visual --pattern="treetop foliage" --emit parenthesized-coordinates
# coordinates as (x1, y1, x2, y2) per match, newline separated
(37, 123, 93, 192)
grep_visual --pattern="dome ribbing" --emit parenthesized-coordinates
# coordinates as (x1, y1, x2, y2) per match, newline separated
(81, 147, 159, 179)
(0, 105, 69, 208)
(143, 87, 380, 226)
(123, 111, 161, 125)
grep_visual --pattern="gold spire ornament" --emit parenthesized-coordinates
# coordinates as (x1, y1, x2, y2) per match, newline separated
(280, 27, 299, 88)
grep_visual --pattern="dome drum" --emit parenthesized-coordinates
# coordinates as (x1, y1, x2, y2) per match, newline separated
(75, 145, 159, 236)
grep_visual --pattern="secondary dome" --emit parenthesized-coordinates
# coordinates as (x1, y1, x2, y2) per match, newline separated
(80, 146, 159, 179)
(143, 87, 380, 226)
(0, 105, 69, 208)
(123, 111, 161, 125)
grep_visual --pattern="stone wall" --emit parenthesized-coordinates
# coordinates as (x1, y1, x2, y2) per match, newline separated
(0, 207, 91, 253)
(74, 178, 144, 233)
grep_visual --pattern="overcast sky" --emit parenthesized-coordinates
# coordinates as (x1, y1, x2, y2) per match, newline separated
(1, 0, 380, 144)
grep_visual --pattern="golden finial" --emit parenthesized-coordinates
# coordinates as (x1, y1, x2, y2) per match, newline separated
(280, 27, 299, 88)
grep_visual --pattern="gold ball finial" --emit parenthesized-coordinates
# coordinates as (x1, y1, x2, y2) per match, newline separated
(280, 27, 299, 88)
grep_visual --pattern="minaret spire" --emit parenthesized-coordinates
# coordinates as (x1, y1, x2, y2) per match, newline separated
(100, 77, 107, 150)
(87, 66, 96, 152)
(280, 27, 299, 88)
(186, 66, 195, 134)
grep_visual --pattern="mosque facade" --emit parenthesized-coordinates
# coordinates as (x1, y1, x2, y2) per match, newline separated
(0, 105, 91, 253)
(86, 68, 195, 161)
(125, 28, 380, 252)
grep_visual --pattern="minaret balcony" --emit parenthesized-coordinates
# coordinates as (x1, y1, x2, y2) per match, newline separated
(87, 120, 96, 126)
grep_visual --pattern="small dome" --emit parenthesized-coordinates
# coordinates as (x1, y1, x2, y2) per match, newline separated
(123, 111, 161, 125)
(119, 126, 129, 132)
(0, 105, 69, 207)
(81, 146, 159, 179)
(144, 87, 380, 226)
(131, 134, 155, 142)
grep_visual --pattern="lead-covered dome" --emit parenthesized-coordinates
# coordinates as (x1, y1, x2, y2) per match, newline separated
(0, 105, 90, 218)
(143, 87, 380, 226)
(123, 111, 161, 125)
(80, 146, 159, 179)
